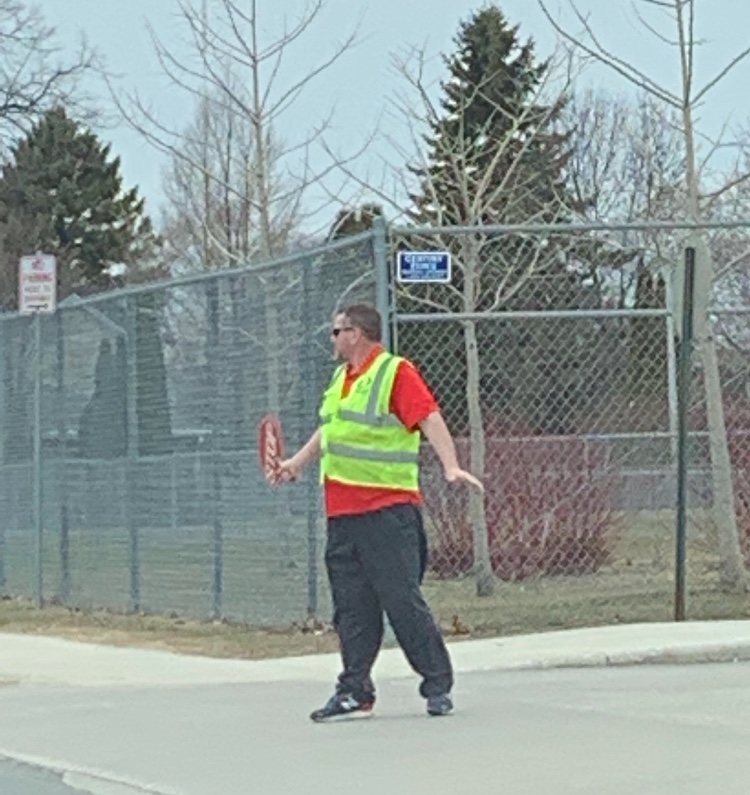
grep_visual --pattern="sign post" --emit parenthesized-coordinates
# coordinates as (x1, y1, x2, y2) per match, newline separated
(19, 253, 57, 607)
(670, 235, 710, 341)
(674, 247, 696, 622)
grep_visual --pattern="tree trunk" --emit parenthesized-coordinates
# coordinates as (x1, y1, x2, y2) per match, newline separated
(463, 318, 494, 596)
(262, 273, 294, 566)
(679, 51, 748, 589)
(264, 279, 282, 414)
(700, 334, 748, 588)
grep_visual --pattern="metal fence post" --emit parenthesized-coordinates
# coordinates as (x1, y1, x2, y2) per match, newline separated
(302, 256, 319, 619)
(0, 324, 6, 595)
(125, 296, 141, 612)
(675, 246, 696, 622)
(374, 223, 398, 643)
(56, 310, 71, 603)
(32, 312, 43, 607)
(170, 454, 178, 535)
(372, 218, 392, 350)
(206, 278, 223, 620)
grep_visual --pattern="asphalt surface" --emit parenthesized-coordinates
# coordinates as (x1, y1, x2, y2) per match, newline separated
(0, 759, 85, 794)
(0, 662, 748, 795)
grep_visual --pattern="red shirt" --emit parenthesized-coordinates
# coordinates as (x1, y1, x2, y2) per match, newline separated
(324, 345, 439, 518)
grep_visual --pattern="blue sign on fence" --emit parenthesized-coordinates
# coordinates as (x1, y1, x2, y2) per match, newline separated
(396, 251, 452, 283)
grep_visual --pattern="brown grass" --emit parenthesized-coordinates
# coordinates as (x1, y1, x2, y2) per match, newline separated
(0, 598, 341, 659)
(1, 510, 748, 659)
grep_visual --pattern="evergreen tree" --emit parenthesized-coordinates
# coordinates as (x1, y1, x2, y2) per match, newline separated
(409, 6, 568, 228)
(0, 108, 170, 463)
(135, 291, 173, 456)
(78, 339, 127, 459)
(396, 6, 629, 596)
(400, 5, 610, 436)
(0, 106, 158, 307)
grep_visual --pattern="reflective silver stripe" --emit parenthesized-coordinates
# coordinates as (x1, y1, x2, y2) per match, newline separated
(340, 354, 402, 427)
(320, 365, 345, 420)
(327, 443, 419, 464)
(323, 354, 404, 428)
(365, 355, 395, 417)
(338, 409, 403, 427)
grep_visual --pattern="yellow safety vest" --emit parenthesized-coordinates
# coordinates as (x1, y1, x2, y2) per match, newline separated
(319, 351, 421, 490)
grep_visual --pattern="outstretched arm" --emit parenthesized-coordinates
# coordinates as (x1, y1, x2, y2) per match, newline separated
(419, 412, 484, 492)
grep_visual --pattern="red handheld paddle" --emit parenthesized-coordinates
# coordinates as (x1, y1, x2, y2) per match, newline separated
(258, 413, 285, 486)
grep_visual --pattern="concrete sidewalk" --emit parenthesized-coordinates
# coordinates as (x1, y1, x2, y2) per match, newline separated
(1, 620, 750, 688)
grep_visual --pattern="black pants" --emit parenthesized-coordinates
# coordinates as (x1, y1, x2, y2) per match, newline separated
(325, 503, 453, 699)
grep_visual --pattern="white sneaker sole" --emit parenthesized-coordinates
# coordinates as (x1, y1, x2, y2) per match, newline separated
(312, 709, 374, 723)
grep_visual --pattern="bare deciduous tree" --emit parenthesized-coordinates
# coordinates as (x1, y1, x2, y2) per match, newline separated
(336, 33, 580, 596)
(540, 0, 750, 589)
(112, 0, 361, 428)
(118, 0, 357, 263)
(160, 88, 298, 274)
(565, 89, 686, 225)
(562, 88, 688, 310)
(0, 0, 98, 154)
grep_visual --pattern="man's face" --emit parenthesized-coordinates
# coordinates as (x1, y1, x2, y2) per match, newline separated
(331, 313, 359, 360)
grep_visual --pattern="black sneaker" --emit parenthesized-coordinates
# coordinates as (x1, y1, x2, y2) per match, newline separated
(310, 692, 375, 723)
(426, 694, 453, 717)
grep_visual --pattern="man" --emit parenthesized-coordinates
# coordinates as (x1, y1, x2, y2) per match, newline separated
(278, 303, 483, 722)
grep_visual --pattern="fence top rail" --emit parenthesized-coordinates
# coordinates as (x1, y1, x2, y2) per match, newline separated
(395, 309, 669, 321)
(390, 220, 750, 236)
(396, 306, 750, 322)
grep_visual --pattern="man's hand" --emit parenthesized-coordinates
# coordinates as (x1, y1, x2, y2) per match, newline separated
(444, 465, 484, 493)
(274, 429, 322, 485)
(277, 456, 304, 483)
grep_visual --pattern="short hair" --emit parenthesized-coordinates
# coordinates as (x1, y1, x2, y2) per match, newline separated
(339, 303, 382, 343)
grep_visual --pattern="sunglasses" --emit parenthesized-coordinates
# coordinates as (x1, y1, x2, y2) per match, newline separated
(331, 326, 355, 337)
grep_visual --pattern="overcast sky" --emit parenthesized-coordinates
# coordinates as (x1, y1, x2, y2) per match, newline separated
(38, 1, 750, 230)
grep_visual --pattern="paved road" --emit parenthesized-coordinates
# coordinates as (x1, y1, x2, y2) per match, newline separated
(0, 759, 84, 794)
(0, 663, 747, 794)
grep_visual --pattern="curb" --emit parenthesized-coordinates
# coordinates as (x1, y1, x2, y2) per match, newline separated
(0, 750, 180, 795)
(2, 624, 750, 688)
(589, 643, 750, 668)
(476, 643, 750, 672)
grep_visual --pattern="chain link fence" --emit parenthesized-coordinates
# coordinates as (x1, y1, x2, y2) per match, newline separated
(391, 222, 750, 637)
(0, 232, 378, 625)
(2, 220, 750, 636)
